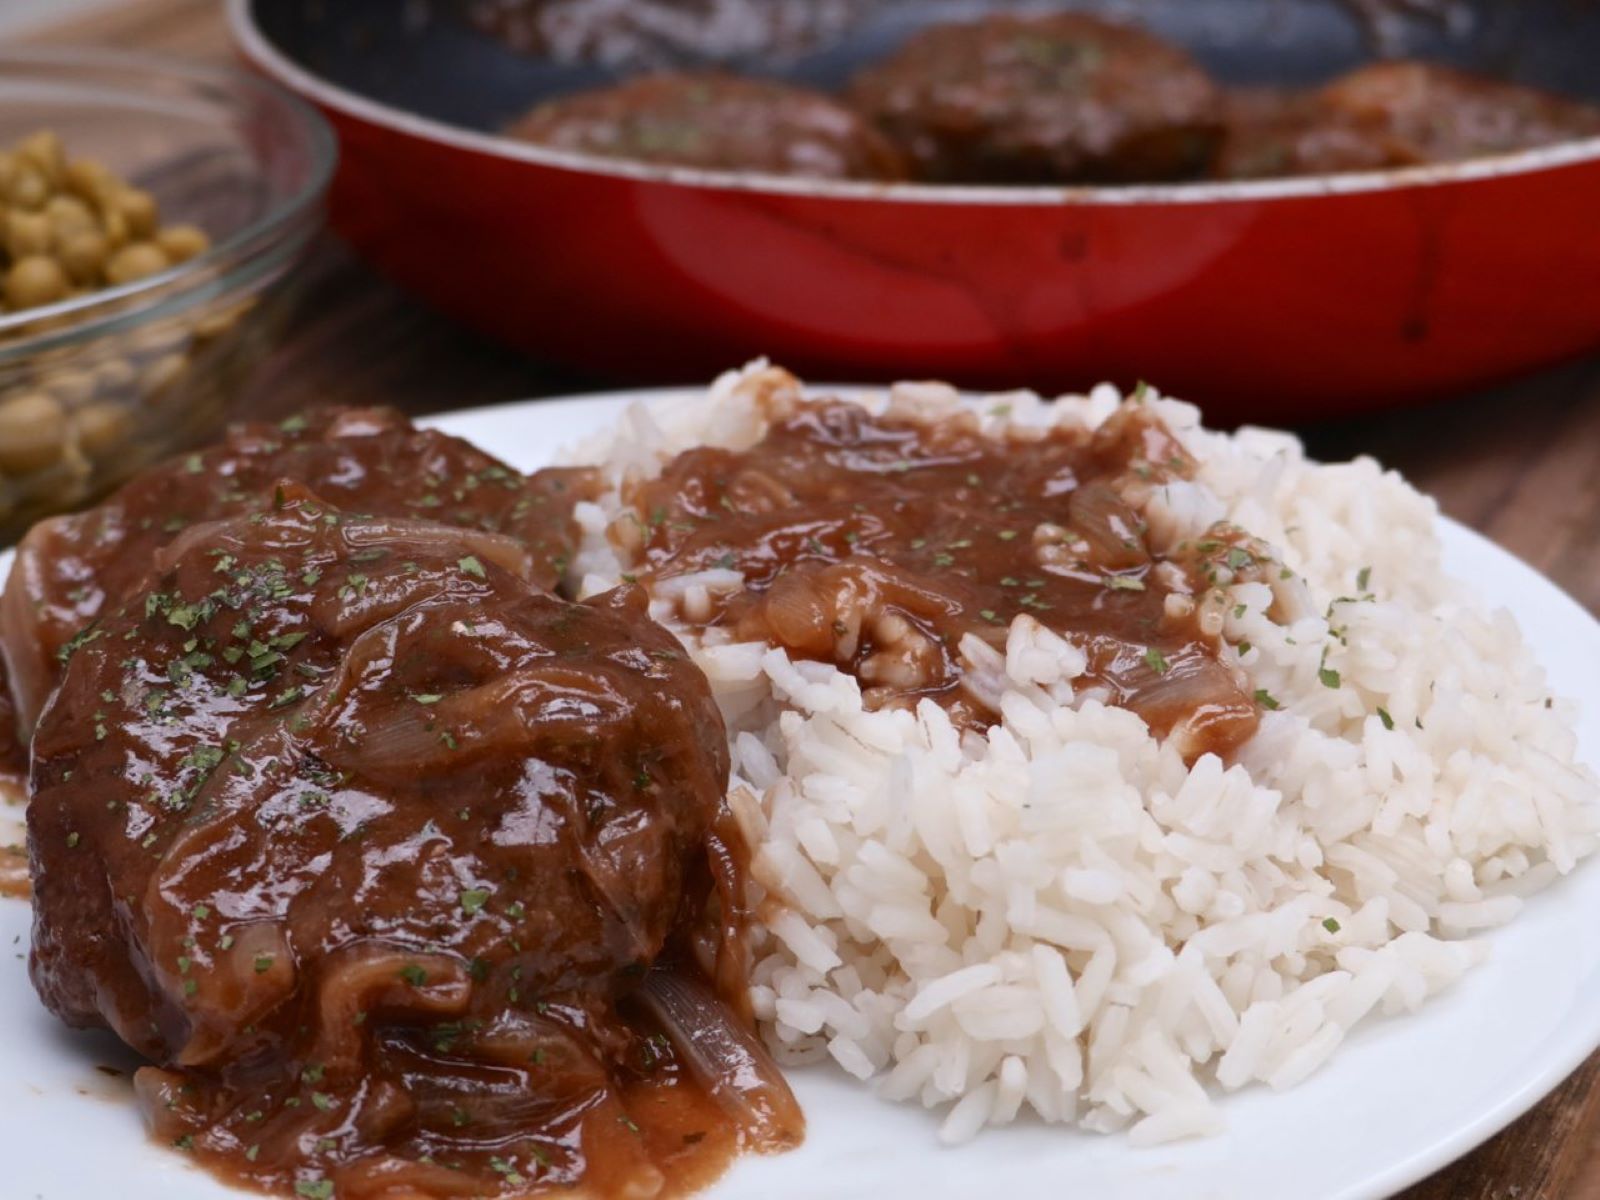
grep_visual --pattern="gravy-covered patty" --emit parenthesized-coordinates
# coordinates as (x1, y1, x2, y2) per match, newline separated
(1214, 62, 1600, 179)
(846, 13, 1223, 183)
(1211, 86, 1395, 180)
(29, 484, 800, 1198)
(507, 71, 908, 180)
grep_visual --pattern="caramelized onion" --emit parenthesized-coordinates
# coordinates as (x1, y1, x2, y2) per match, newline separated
(0, 515, 71, 732)
(702, 812, 758, 1021)
(133, 1066, 198, 1140)
(310, 945, 473, 1074)
(760, 573, 836, 656)
(638, 970, 804, 1153)
(1116, 649, 1256, 753)
(340, 518, 533, 581)
(1067, 481, 1150, 571)
(729, 467, 799, 513)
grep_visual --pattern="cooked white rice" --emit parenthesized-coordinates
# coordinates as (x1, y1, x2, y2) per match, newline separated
(564, 362, 1600, 1145)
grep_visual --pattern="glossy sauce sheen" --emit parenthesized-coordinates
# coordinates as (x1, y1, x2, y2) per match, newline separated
(628, 395, 1259, 759)
(0, 407, 595, 770)
(27, 486, 802, 1198)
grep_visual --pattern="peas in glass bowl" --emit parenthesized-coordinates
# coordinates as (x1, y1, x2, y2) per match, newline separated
(0, 47, 335, 543)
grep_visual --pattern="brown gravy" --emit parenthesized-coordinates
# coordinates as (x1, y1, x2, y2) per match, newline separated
(626, 393, 1260, 760)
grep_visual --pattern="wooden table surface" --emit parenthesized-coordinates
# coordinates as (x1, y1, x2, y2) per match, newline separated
(23, 2, 1600, 1197)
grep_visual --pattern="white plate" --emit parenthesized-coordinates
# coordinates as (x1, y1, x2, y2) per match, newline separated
(2, 390, 1598, 1200)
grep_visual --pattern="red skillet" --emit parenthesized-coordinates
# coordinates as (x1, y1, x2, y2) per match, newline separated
(228, 0, 1600, 421)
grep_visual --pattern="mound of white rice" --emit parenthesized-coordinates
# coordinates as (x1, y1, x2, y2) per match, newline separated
(564, 363, 1600, 1146)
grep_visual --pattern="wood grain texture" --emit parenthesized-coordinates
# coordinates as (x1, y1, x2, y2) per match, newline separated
(15, 2, 1600, 1196)
(25, 0, 230, 56)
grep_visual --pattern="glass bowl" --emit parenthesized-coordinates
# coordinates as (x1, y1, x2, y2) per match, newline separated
(0, 46, 335, 544)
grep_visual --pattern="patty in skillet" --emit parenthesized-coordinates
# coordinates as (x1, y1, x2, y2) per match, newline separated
(1214, 61, 1600, 178)
(507, 71, 909, 180)
(846, 12, 1224, 184)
